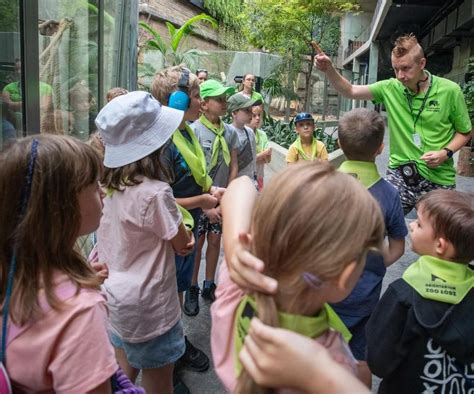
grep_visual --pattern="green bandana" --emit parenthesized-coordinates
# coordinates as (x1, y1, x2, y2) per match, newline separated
(199, 115, 230, 170)
(172, 125, 212, 192)
(295, 137, 318, 161)
(403, 256, 474, 304)
(177, 204, 194, 230)
(338, 160, 381, 189)
(233, 295, 352, 375)
(255, 128, 268, 154)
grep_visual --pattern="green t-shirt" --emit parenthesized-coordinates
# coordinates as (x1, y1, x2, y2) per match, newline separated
(2, 81, 53, 102)
(368, 73, 471, 185)
(251, 91, 264, 103)
(255, 128, 269, 153)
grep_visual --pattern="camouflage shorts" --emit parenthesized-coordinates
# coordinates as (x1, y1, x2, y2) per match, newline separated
(386, 167, 455, 215)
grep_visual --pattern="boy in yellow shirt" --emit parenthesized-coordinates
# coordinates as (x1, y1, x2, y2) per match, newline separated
(286, 113, 328, 163)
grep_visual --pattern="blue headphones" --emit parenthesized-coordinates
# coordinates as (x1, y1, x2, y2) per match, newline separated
(168, 68, 190, 111)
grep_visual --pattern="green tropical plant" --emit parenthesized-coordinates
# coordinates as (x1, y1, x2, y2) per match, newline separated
(462, 57, 474, 122)
(139, 13, 218, 70)
(243, 0, 357, 112)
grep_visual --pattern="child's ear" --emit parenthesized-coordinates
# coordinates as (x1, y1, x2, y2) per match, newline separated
(335, 260, 358, 292)
(376, 143, 384, 156)
(435, 237, 456, 259)
(337, 139, 341, 149)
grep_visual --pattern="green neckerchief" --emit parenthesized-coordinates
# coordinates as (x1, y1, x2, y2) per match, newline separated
(105, 187, 115, 198)
(338, 160, 381, 189)
(233, 295, 351, 375)
(295, 136, 318, 161)
(177, 204, 194, 230)
(172, 125, 212, 192)
(255, 128, 267, 153)
(403, 255, 474, 304)
(199, 115, 230, 170)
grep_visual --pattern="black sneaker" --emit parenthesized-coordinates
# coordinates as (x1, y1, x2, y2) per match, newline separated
(177, 336, 210, 372)
(183, 285, 200, 316)
(173, 369, 190, 394)
(201, 281, 216, 302)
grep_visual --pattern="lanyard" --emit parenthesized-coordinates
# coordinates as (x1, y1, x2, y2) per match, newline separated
(405, 74, 432, 131)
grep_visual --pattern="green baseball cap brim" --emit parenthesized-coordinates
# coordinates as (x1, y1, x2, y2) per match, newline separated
(200, 79, 235, 99)
(227, 93, 262, 113)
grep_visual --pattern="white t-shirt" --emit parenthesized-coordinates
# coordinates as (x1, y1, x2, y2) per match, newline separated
(98, 177, 182, 342)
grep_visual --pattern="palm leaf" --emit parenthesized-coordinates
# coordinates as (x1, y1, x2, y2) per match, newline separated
(139, 21, 168, 54)
(166, 21, 176, 39)
(170, 13, 218, 52)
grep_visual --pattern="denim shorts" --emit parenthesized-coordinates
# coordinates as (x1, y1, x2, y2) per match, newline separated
(110, 319, 185, 369)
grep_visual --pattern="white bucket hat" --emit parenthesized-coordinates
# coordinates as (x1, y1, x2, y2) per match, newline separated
(95, 91, 184, 168)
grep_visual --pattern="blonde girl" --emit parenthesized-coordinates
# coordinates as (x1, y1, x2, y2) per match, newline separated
(0, 135, 119, 393)
(211, 163, 385, 393)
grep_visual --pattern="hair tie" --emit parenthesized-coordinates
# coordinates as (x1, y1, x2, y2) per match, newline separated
(1, 138, 40, 363)
(302, 272, 322, 289)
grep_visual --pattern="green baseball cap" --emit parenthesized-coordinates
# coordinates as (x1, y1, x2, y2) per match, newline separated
(227, 93, 262, 113)
(200, 79, 235, 99)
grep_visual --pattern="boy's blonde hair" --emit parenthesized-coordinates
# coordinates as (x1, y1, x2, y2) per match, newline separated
(236, 162, 385, 393)
(106, 87, 128, 102)
(151, 65, 200, 105)
(392, 33, 424, 61)
(417, 190, 474, 263)
(0, 135, 102, 325)
(338, 108, 385, 161)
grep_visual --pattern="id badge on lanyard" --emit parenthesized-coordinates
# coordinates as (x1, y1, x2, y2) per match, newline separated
(412, 133, 422, 148)
(407, 74, 432, 150)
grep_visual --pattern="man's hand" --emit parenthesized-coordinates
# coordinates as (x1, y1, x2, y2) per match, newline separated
(314, 53, 333, 73)
(420, 150, 449, 168)
(227, 232, 277, 294)
(200, 193, 219, 210)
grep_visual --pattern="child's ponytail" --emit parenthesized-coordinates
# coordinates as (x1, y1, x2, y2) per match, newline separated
(235, 293, 279, 394)
(234, 162, 385, 393)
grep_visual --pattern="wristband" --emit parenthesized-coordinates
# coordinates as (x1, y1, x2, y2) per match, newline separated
(443, 147, 454, 158)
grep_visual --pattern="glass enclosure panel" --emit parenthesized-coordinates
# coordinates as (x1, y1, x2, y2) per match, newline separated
(38, 0, 100, 141)
(104, 0, 137, 99)
(0, 0, 22, 149)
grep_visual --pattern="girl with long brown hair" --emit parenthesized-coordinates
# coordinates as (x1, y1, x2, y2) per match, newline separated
(211, 162, 385, 393)
(0, 135, 119, 392)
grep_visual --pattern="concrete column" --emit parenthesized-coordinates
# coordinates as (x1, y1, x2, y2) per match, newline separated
(352, 58, 360, 108)
(367, 42, 379, 110)
(341, 69, 353, 114)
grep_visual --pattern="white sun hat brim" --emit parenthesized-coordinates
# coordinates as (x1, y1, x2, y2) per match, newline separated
(96, 91, 184, 168)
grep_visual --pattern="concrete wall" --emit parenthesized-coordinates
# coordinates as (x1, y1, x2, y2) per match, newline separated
(139, 0, 220, 51)
(443, 37, 474, 84)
